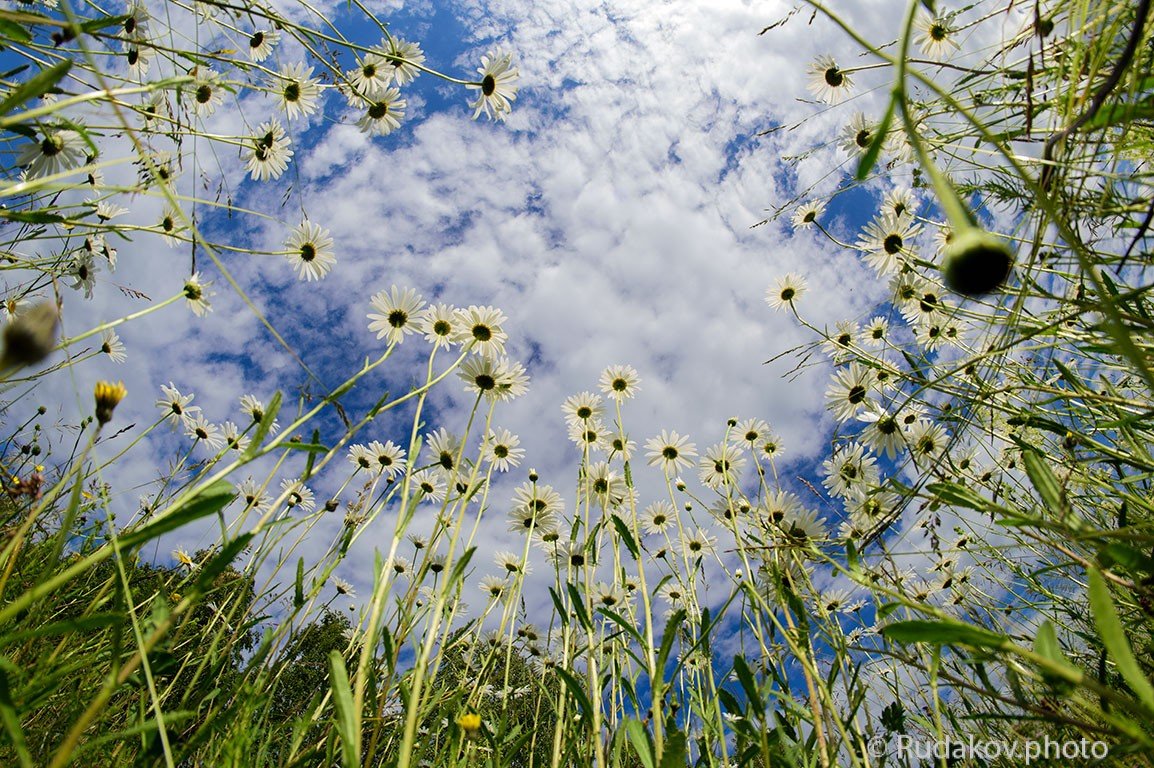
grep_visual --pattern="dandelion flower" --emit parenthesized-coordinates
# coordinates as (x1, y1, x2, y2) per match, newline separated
(468, 49, 519, 121)
(356, 88, 406, 136)
(274, 62, 322, 120)
(94, 380, 127, 425)
(806, 55, 854, 104)
(765, 273, 807, 311)
(285, 220, 335, 281)
(367, 286, 425, 344)
(246, 118, 293, 181)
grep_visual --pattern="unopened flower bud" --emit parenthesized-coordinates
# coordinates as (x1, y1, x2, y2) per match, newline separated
(94, 380, 127, 425)
(941, 228, 1013, 296)
(0, 301, 59, 371)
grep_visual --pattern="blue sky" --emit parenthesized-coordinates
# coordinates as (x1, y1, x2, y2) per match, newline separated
(8, 0, 1000, 633)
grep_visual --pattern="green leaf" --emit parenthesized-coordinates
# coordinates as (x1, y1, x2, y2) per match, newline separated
(0, 61, 71, 119)
(0, 18, 32, 45)
(294, 558, 304, 608)
(80, 14, 128, 34)
(610, 513, 639, 560)
(0, 666, 32, 768)
(328, 651, 360, 768)
(1022, 450, 1067, 516)
(624, 719, 655, 768)
(657, 609, 685, 675)
(555, 667, 592, 721)
(119, 481, 236, 549)
(658, 728, 687, 768)
(0, 613, 122, 646)
(599, 608, 644, 647)
(881, 619, 1009, 649)
(1097, 544, 1154, 577)
(926, 481, 989, 511)
(1087, 566, 1154, 712)
(242, 390, 281, 460)
(0, 209, 66, 224)
(567, 582, 593, 631)
(732, 655, 763, 713)
(856, 98, 894, 180)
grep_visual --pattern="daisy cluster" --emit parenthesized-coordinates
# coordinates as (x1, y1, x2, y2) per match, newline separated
(1, 0, 522, 316)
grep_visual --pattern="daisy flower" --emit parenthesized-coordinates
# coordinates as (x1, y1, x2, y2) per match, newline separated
(758, 431, 784, 460)
(821, 442, 879, 499)
(561, 391, 604, 426)
(246, 28, 279, 62)
(841, 113, 879, 157)
(66, 252, 98, 298)
(633, 501, 673, 538)
(857, 407, 905, 459)
(644, 430, 696, 473)
(284, 220, 335, 281)
(93, 200, 129, 222)
(347, 443, 374, 471)
(183, 272, 213, 317)
(511, 480, 563, 520)
(698, 442, 746, 489)
(280, 478, 316, 513)
(599, 364, 641, 401)
(908, 419, 949, 464)
(455, 305, 508, 357)
(100, 329, 126, 363)
(883, 188, 918, 219)
(274, 63, 322, 120)
(411, 469, 446, 502)
(238, 478, 269, 510)
(220, 421, 249, 452)
(495, 550, 528, 576)
(863, 316, 889, 348)
(780, 507, 827, 544)
(156, 382, 201, 426)
(765, 273, 807, 311)
(122, 0, 149, 40)
(592, 582, 625, 609)
(126, 45, 151, 80)
(189, 69, 224, 117)
(18, 128, 86, 178)
(383, 37, 426, 86)
(821, 320, 859, 362)
(367, 286, 425, 344)
(468, 49, 519, 121)
(916, 13, 961, 59)
(246, 118, 293, 181)
(356, 88, 406, 136)
(459, 356, 530, 401)
(806, 55, 854, 104)
(897, 277, 947, 330)
(417, 303, 461, 349)
(483, 428, 524, 472)
(508, 498, 556, 535)
(425, 427, 462, 473)
(347, 52, 391, 99)
(479, 575, 508, 599)
(568, 419, 608, 452)
(185, 413, 224, 451)
(791, 200, 826, 230)
(368, 439, 406, 479)
(824, 362, 874, 422)
(731, 418, 771, 449)
(857, 212, 922, 275)
(239, 394, 277, 432)
(580, 460, 627, 509)
(678, 528, 717, 559)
